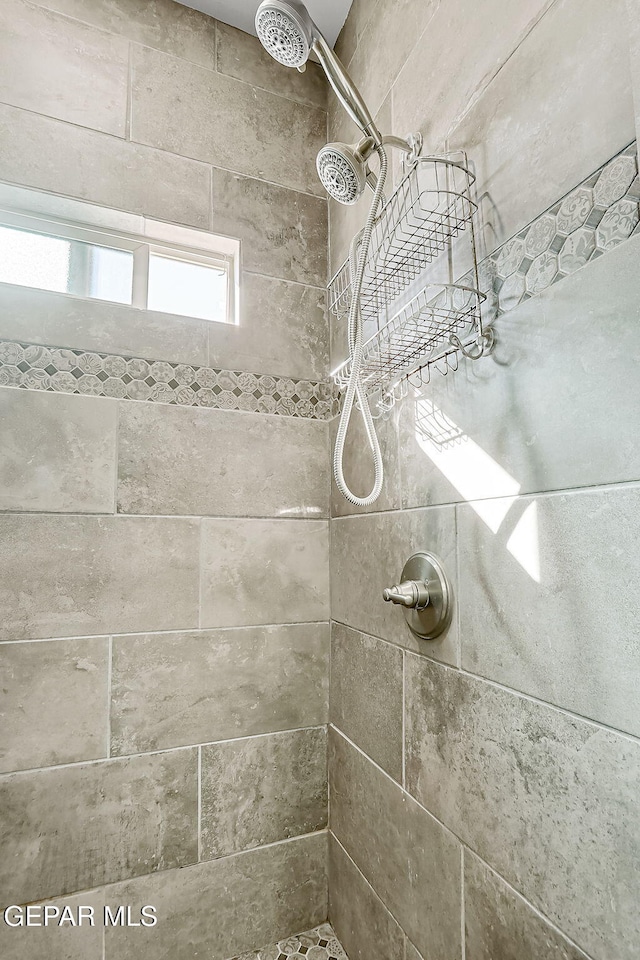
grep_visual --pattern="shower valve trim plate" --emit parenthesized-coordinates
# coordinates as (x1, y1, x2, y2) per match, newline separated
(383, 551, 452, 640)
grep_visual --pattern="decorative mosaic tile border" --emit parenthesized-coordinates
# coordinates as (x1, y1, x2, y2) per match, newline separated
(228, 922, 348, 960)
(463, 141, 640, 317)
(2, 144, 635, 419)
(0, 342, 340, 420)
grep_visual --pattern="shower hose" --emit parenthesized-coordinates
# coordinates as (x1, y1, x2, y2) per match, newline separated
(333, 144, 388, 506)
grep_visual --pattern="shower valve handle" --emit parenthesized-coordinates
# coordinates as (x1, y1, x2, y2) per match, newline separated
(382, 553, 452, 641)
(383, 579, 430, 610)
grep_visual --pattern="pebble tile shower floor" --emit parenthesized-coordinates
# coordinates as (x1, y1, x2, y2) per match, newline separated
(229, 923, 348, 960)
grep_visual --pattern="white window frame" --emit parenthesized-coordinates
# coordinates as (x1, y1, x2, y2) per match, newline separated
(0, 182, 240, 325)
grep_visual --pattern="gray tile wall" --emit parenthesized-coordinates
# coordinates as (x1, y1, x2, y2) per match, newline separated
(0, 391, 331, 955)
(103, 832, 328, 960)
(328, 3, 640, 960)
(0, 0, 329, 382)
(0, 2, 331, 957)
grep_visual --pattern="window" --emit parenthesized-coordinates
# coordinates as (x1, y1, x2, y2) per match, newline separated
(0, 188, 239, 325)
(0, 225, 134, 304)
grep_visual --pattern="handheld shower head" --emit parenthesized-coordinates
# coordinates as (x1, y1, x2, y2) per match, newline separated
(255, 0, 380, 144)
(316, 141, 371, 205)
(255, 0, 314, 68)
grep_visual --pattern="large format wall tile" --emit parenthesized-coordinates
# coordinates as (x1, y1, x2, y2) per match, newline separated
(0, 637, 108, 773)
(211, 167, 327, 286)
(450, 0, 634, 253)
(334, 0, 383, 66)
(0, 515, 199, 640)
(392, 0, 555, 152)
(346, 0, 438, 120)
(0, 889, 104, 960)
(404, 655, 640, 960)
(0, 104, 212, 229)
(28, 0, 217, 67)
(201, 518, 329, 627)
(110, 624, 329, 755)
(200, 728, 327, 858)
(0, 284, 210, 367)
(209, 272, 329, 382)
(330, 623, 403, 780)
(130, 44, 326, 197)
(104, 833, 328, 960)
(399, 236, 640, 509)
(0, 0, 128, 136)
(117, 402, 329, 518)
(0, 389, 116, 514)
(330, 405, 402, 517)
(331, 507, 458, 663)
(329, 728, 462, 960)
(459, 485, 640, 737)
(464, 852, 590, 960)
(329, 834, 405, 960)
(0, 749, 198, 905)
(216, 20, 326, 108)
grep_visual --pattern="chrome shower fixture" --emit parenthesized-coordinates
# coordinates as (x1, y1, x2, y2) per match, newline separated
(317, 134, 424, 205)
(255, 0, 381, 144)
(316, 138, 375, 205)
(255, 0, 429, 506)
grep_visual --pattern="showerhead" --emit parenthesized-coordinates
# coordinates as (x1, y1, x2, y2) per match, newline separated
(255, 0, 380, 145)
(316, 142, 368, 205)
(255, 0, 314, 68)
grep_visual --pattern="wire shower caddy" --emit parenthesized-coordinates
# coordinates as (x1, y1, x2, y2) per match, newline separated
(330, 153, 492, 410)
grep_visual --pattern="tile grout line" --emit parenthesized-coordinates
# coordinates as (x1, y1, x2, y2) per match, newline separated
(0, 510, 330, 522)
(330, 728, 597, 960)
(242, 266, 328, 292)
(197, 744, 202, 862)
(0, 619, 330, 645)
(0, 386, 336, 421)
(330, 831, 405, 946)
(19, 0, 225, 75)
(211, 17, 218, 74)
(6, 468, 640, 524)
(327, 622, 333, 839)
(401, 649, 406, 789)
(331, 474, 640, 518)
(4, 830, 331, 913)
(330, 723, 460, 841)
(197, 518, 203, 630)
(454, 502, 462, 670)
(0, 724, 328, 779)
(112, 397, 119, 515)
(208, 163, 214, 236)
(125, 41, 133, 142)
(460, 846, 466, 960)
(129, 32, 329, 117)
(0, 352, 339, 422)
(329, 620, 640, 749)
(106, 636, 112, 760)
(0, 98, 328, 202)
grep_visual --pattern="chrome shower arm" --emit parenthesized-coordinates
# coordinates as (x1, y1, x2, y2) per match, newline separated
(312, 33, 381, 145)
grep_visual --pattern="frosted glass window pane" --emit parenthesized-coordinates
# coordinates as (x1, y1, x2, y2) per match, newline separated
(147, 253, 228, 322)
(0, 226, 70, 293)
(0, 225, 133, 304)
(89, 246, 133, 304)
